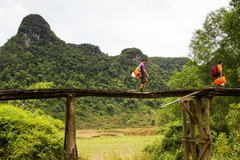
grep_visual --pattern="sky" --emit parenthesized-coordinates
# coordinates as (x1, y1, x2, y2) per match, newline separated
(0, 0, 230, 57)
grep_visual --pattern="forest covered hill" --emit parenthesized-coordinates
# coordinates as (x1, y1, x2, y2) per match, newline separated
(0, 14, 189, 128)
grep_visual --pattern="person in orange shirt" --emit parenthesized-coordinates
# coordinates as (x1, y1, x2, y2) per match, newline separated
(214, 61, 226, 86)
(217, 61, 223, 78)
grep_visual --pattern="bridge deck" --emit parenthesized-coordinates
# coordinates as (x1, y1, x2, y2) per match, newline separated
(0, 87, 240, 100)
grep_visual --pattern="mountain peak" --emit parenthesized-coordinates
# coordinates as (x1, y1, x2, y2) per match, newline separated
(17, 14, 60, 47)
(120, 48, 145, 62)
(68, 43, 103, 55)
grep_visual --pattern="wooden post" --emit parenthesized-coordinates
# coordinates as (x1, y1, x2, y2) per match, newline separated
(64, 94, 78, 160)
(189, 100, 197, 160)
(181, 101, 190, 160)
(196, 97, 205, 160)
(205, 97, 212, 160)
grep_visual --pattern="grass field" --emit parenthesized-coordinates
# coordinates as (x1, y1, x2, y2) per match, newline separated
(76, 128, 162, 160)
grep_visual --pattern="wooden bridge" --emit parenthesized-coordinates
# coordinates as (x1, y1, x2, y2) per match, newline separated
(1, 87, 240, 160)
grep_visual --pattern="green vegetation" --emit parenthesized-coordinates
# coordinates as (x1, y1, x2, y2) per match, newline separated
(150, 57, 189, 81)
(77, 134, 161, 160)
(144, 121, 183, 160)
(0, 104, 64, 159)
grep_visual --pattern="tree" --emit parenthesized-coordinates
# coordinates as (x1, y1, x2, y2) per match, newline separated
(168, 64, 208, 89)
(189, 2, 240, 88)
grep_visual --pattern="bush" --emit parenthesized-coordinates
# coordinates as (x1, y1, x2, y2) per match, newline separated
(212, 132, 240, 160)
(143, 121, 183, 160)
(0, 104, 64, 159)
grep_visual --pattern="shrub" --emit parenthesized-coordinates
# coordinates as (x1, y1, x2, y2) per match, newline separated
(0, 104, 64, 159)
(212, 132, 240, 160)
(143, 121, 183, 160)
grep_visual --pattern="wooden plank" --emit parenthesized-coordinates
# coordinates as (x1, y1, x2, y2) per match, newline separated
(0, 87, 240, 100)
(198, 144, 210, 160)
(181, 137, 212, 143)
(160, 91, 202, 109)
(0, 88, 203, 100)
(64, 94, 77, 160)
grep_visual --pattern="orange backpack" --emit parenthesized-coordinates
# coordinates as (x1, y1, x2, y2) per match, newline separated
(131, 65, 141, 78)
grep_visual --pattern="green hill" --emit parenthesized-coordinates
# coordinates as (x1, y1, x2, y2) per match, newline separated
(0, 14, 189, 128)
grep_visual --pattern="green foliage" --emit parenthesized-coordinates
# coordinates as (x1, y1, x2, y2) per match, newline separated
(168, 64, 208, 89)
(75, 97, 160, 129)
(157, 98, 181, 126)
(27, 82, 54, 89)
(150, 57, 190, 81)
(0, 104, 64, 159)
(230, 0, 240, 7)
(226, 103, 240, 133)
(212, 132, 240, 159)
(143, 121, 183, 160)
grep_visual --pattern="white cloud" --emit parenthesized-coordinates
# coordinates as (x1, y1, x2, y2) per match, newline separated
(0, 0, 230, 57)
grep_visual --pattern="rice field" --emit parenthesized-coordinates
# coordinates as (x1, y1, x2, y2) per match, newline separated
(76, 128, 162, 160)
